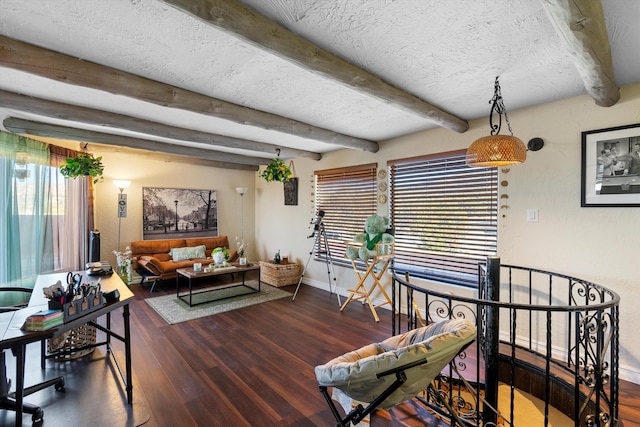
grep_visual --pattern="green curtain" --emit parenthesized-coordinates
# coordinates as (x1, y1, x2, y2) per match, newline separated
(0, 131, 50, 306)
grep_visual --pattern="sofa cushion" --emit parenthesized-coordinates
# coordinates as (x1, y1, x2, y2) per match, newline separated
(170, 245, 206, 261)
(131, 239, 185, 263)
(186, 236, 231, 257)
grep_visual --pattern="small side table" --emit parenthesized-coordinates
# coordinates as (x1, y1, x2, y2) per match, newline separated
(259, 261, 301, 287)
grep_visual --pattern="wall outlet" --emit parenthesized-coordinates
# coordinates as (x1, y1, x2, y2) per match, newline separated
(526, 209, 538, 222)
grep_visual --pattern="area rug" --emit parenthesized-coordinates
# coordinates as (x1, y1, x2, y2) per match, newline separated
(145, 280, 290, 324)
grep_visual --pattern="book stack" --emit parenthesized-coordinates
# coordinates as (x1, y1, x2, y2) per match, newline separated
(21, 309, 64, 331)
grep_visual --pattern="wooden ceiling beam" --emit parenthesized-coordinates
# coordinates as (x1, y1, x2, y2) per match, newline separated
(3, 117, 262, 171)
(540, 0, 619, 107)
(162, 0, 469, 133)
(0, 90, 321, 160)
(0, 35, 378, 152)
(82, 143, 256, 170)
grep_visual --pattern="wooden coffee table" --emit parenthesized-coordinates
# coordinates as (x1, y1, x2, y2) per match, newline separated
(176, 263, 261, 307)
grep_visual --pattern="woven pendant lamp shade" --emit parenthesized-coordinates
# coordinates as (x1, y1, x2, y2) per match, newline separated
(466, 134, 527, 167)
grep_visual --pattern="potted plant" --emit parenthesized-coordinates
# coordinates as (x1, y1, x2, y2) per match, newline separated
(59, 153, 104, 184)
(260, 157, 292, 182)
(236, 237, 248, 265)
(212, 247, 230, 266)
(113, 246, 133, 284)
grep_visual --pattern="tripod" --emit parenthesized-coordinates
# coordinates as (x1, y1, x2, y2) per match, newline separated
(292, 213, 341, 306)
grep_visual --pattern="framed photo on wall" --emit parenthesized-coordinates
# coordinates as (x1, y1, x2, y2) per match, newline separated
(581, 123, 640, 207)
(284, 177, 298, 205)
(142, 187, 218, 240)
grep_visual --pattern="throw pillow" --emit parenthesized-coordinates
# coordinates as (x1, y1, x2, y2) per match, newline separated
(170, 245, 206, 262)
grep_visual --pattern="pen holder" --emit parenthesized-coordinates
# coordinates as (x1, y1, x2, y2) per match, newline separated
(48, 292, 106, 322)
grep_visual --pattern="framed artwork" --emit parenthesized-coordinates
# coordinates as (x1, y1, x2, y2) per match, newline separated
(142, 187, 218, 240)
(284, 177, 298, 205)
(581, 123, 640, 207)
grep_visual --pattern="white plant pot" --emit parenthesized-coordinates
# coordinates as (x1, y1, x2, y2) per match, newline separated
(213, 252, 226, 265)
(239, 257, 247, 265)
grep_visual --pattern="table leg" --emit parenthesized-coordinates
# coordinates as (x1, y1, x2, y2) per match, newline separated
(258, 267, 262, 290)
(123, 304, 133, 404)
(13, 344, 25, 426)
(176, 274, 180, 297)
(176, 274, 195, 307)
(106, 312, 112, 352)
(40, 340, 45, 370)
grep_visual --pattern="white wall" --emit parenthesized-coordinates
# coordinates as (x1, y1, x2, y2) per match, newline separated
(92, 151, 256, 264)
(91, 83, 640, 383)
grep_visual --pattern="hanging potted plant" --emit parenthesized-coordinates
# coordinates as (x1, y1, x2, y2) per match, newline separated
(59, 153, 104, 184)
(260, 150, 293, 182)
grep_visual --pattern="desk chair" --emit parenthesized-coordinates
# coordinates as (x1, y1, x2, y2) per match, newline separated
(340, 242, 395, 322)
(0, 287, 65, 424)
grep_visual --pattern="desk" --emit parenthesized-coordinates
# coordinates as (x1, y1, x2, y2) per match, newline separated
(0, 272, 133, 426)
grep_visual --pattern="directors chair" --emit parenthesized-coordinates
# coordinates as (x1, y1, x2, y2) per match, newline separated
(340, 241, 395, 322)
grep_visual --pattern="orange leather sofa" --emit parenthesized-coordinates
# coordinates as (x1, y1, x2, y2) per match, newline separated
(131, 236, 238, 291)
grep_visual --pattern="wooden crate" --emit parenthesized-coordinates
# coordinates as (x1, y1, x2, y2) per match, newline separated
(259, 261, 301, 287)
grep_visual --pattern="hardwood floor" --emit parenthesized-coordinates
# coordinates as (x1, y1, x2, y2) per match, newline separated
(11, 273, 640, 426)
(127, 276, 412, 426)
(124, 276, 640, 426)
(125, 276, 458, 427)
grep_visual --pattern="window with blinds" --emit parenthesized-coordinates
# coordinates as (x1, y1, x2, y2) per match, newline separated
(314, 164, 377, 265)
(388, 150, 498, 287)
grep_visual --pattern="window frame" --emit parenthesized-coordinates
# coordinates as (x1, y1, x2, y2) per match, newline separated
(313, 163, 377, 266)
(388, 149, 498, 287)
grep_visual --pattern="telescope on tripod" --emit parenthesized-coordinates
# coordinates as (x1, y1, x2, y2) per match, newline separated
(308, 210, 325, 238)
(292, 210, 341, 305)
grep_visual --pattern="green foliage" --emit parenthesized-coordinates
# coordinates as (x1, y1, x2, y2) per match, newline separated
(260, 157, 293, 182)
(213, 247, 230, 260)
(59, 153, 104, 184)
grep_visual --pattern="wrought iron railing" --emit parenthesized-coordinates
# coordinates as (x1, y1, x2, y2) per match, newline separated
(391, 257, 620, 427)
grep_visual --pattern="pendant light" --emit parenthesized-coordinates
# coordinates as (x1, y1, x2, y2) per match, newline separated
(466, 76, 527, 167)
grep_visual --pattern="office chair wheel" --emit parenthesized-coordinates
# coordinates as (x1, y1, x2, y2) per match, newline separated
(55, 378, 65, 392)
(32, 407, 44, 423)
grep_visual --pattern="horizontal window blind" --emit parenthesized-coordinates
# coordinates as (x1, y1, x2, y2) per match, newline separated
(314, 164, 377, 264)
(389, 150, 498, 287)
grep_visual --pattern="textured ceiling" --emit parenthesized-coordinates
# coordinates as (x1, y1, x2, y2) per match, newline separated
(0, 0, 638, 168)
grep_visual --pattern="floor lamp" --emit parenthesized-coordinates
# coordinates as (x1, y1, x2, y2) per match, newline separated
(114, 180, 131, 251)
(236, 187, 248, 240)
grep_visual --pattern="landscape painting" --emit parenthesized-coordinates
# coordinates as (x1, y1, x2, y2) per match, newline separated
(142, 187, 218, 240)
